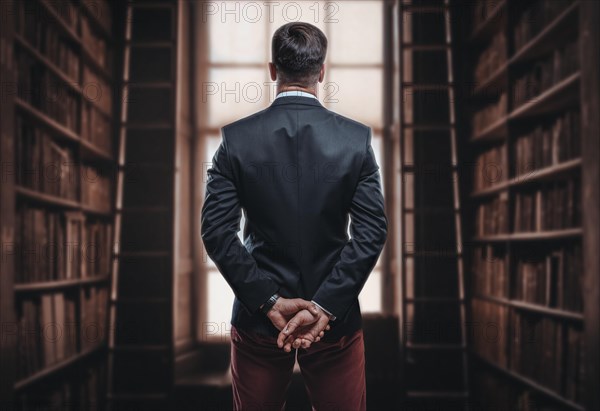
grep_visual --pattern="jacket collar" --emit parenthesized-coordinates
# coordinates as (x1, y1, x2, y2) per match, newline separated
(269, 95, 324, 108)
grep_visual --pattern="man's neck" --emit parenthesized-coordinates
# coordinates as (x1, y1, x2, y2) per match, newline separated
(276, 84, 317, 98)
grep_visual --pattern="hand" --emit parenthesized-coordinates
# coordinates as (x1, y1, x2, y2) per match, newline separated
(277, 308, 331, 352)
(265, 297, 320, 332)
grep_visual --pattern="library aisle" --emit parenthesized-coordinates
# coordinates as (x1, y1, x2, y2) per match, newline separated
(0, 1, 598, 411)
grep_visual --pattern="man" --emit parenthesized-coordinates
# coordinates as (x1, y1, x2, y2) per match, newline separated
(201, 21, 388, 411)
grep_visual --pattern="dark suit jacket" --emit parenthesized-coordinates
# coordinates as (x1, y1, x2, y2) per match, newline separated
(200, 95, 388, 342)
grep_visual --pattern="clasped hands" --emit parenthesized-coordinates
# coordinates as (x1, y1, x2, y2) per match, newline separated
(265, 297, 332, 352)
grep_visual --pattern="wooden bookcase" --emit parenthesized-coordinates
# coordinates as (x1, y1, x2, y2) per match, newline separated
(0, 0, 120, 409)
(455, 1, 600, 410)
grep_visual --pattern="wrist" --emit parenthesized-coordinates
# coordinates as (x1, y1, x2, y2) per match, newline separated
(261, 293, 280, 315)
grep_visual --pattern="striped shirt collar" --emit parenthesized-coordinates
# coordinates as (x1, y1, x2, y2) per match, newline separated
(275, 90, 318, 100)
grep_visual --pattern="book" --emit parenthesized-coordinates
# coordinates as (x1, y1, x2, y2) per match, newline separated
(512, 109, 581, 177)
(475, 191, 509, 236)
(512, 179, 581, 232)
(512, 39, 579, 109)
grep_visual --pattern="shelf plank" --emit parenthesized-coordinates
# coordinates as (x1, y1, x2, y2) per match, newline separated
(36, 0, 81, 46)
(15, 186, 81, 209)
(509, 72, 581, 120)
(509, 158, 582, 187)
(510, 2, 580, 66)
(16, 101, 113, 165)
(15, 99, 80, 144)
(469, 0, 507, 44)
(472, 294, 584, 321)
(14, 35, 81, 94)
(473, 228, 583, 242)
(14, 275, 110, 293)
(81, 204, 113, 216)
(472, 62, 509, 97)
(80, 139, 115, 163)
(470, 158, 582, 198)
(14, 343, 106, 391)
(470, 116, 508, 144)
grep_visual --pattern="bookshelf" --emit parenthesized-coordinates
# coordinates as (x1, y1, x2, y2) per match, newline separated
(458, 1, 600, 410)
(0, 0, 119, 409)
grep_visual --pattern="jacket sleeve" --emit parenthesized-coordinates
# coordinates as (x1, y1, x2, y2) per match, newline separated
(200, 131, 280, 314)
(311, 128, 388, 320)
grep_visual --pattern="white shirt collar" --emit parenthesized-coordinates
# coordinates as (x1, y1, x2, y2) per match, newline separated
(275, 90, 318, 100)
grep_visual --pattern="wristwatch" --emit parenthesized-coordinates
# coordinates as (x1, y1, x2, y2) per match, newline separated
(260, 293, 280, 315)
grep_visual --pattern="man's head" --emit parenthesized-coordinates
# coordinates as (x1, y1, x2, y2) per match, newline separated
(269, 22, 327, 88)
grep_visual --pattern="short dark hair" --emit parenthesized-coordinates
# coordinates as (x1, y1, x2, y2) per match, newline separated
(271, 22, 327, 87)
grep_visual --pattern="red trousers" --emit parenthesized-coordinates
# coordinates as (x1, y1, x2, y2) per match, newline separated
(230, 324, 367, 411)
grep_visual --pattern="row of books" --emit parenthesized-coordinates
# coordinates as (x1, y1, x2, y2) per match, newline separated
(81, 286, 109, 352)
(511, 109, 581, 177)
(472, 243, 583, 312)
(17, 292, 77, 379)
(471, 300, 585, 404)
(81, 101, 112, 153)
(474, 31, 507, 86)
(471, 92, 507, 137)
(82, 65, 112, 115)
(471, 0, 504, 31)
(15, 206, 113, 284)
(514, 244, 583, 312)
(17, 50, 80, 133)
(473, 370, 570, 411)
(513, 179, 581, 232)
(472, 245, 507, 298)
(473, 144, 507, 191)
(82, 14, 111, 73)
(471, 298, 510, 368)
(15, 0, 80, 82)
(15, 116, 78, 200)
(511, 311, 585, 402)
(17, 353, 107, 411)
(512, 39, 579, 109)
(475, 192, 509, 236)
(513, 0, 575, 52)
(16, 287, 108, 381)
(81, 165, 112, 213)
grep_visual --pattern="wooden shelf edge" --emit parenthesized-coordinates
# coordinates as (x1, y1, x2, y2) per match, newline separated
(14, 343, 107, 391)
(15, 99, 81, 144)
(469, 0, 507, 43)
(37, 0, 81, 46)
(472, 62, 509, 97)
(471, 158, 582, 198)
(14, 275, 110, 292)
(470, 116, 509, 143)
(16, 186, 80, 209)
(473, 228, 583, 242)
(509, 72, 581, 120)
(509, 158, 582, 187)
(509, 1, 580, 66)
(472, 354, 585, 411)
(472, 294, 584, 321)
(14, 35, 81, 94)
(80, 139, 115, 163)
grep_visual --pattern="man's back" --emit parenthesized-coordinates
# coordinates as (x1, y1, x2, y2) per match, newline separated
(202, 94, 387, 342)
